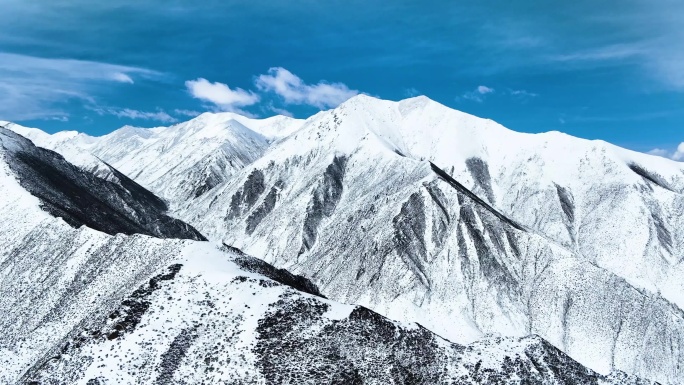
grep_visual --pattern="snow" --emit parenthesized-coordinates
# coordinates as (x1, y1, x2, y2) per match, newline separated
(5, 95, 684, 383)
(164, 95, 684, 383)
(4, 113, 305, 206)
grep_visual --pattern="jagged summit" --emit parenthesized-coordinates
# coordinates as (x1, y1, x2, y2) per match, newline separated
(339, 93, 441, 109)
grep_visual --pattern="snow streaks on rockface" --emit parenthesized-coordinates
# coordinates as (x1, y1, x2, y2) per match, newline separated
(2, 95, 681, 384)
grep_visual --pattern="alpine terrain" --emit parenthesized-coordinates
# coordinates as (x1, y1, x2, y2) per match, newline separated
(1, 95, 681, 384)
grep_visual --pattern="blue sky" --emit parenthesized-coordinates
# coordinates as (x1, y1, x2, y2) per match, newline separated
(1, 0, 683, 156)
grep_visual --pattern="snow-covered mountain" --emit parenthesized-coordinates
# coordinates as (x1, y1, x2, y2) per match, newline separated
(2, 113, 304, 206)
(5, 95, 684, 383)
(0, 128, 204, 241)
(0, 126, 651, 384)
(165, 95, 684, 383)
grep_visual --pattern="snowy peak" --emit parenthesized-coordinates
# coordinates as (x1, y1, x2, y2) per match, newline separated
(331, 94, 504, 161)
(3, 121, 115, 181)
(0, 125, 36, 153)
(321, 95, 684, 191)
(165, 96, 684, 383)
(89, 112, 304, 204)
(176, 111, 304, 140)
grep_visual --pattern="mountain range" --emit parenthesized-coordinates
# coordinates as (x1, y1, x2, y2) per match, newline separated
(1, 94, 682, 384)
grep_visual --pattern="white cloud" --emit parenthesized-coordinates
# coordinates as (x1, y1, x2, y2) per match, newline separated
(0, 53, 159, 81)
(477, 85, 494, 94)
(648, 148, 669, 157)
(510, 89, 538, 98)
(651, 51, 684, 90)
(461, 85, 539, 102)
(550, 43, 646, 63)
(0, 52, 161, 121)
(93, 107, 177, 123)
(173, 109, 202, 118)
(544, 31, 684, 91)
(646, 143, 684, 161)
(112, 72, 134, 84)
(462, 85, 495, 102)
(255, 67, 358, 109)
(185, 78, 259, 112)
(403, 87, 421, 98)
(264, 103, 294, 118)
(672, 143, 684, 161)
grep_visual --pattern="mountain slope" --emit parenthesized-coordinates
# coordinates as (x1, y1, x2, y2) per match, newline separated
(173, 96, 684, 383)
(0, 125, 652, 384)
(0, 127, 204, 240)
(8, 96, 684, 383)
(321, 95, 684, 309)
(4, 113, 304, 206)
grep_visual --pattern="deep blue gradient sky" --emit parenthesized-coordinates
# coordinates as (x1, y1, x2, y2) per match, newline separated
(1, 0, 683, 155)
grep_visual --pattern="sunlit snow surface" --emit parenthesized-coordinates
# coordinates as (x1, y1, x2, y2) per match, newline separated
(3, 95, 683, 383)
(3, 113, 304, 207)
(0, 125, 653, 384)
(175, 96, 684, 382)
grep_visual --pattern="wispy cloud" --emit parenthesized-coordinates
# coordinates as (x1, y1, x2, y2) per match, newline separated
(509, 89, 538, 98)
(112, 73, 135, 84)
(185, 78, 259, 113)
(556, 5, 683, 91)
(0, 52, 159, 83)
(403, 87, 421, 98)
(263, 103, 294, 118)
(477, 85, 494, 94)
(93, 107, 177, 123)
(173, 109, 202, 118)
(469, 3, 684, 92)
(461, 85, 494, 102)
(650, 48, 684, 90)
(549, 43, 646, 63)
(255, 67, 358, 109)
(0, 52, 162, 121)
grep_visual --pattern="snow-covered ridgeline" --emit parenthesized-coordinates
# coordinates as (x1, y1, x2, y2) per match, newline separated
(172, 96, 684, 383)
(5, 95, 684, 383)
(2, 113, 304, 206)
(0, 126, 651, 384)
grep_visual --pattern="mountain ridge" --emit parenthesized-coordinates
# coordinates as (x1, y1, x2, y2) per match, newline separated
(0, 125, 655, 384)
(4, 95, 684, 382)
